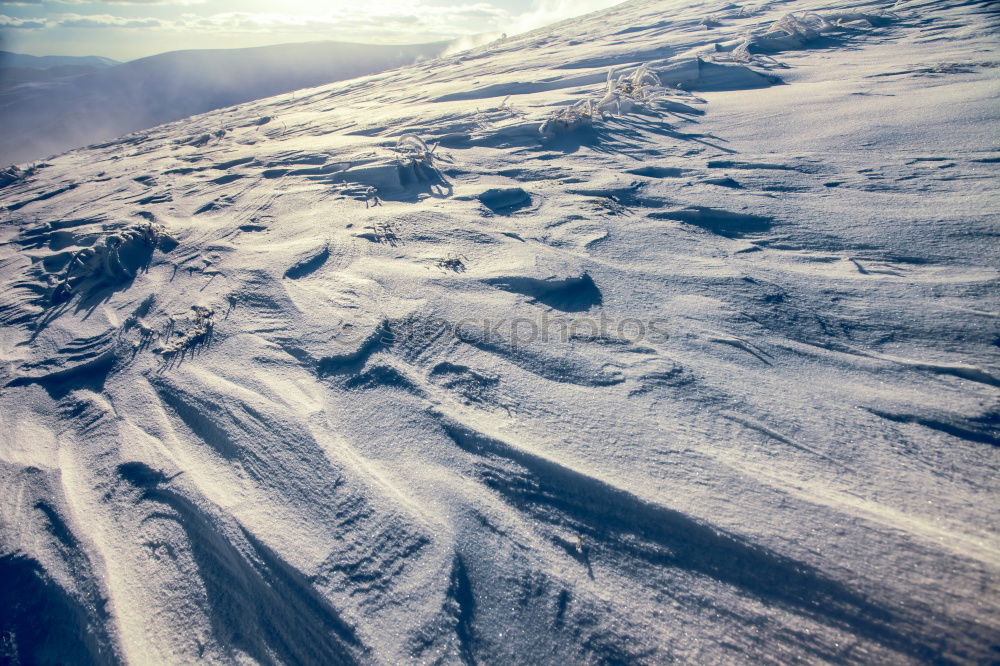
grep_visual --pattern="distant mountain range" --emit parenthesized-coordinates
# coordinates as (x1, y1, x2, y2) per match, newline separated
(0, 51, 120, 70)
(0, 51, 120, 95)
(0, 41, 447, 165)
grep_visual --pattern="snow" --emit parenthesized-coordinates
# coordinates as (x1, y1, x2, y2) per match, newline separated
(0, 0, 997, 663)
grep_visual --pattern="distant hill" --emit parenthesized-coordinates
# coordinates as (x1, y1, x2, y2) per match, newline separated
(0, 51, 120, 97)
(0, 51, 119, 70)
(0, 41, 446, 164)
(0, 65, 109, 92)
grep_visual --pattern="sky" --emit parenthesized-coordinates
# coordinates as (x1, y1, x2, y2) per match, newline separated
(0, 0, 625, 61)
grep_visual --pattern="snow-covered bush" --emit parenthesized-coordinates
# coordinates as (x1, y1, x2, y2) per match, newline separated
(52, 222, 176, 303)
(769, 12, 832, 40)
(391, 133, 445, 183)
(700, 14, 722, 28)
(393, 133, 438, 168)
(473, 96, 524, 134)
(596, 63, 663, 115)
(731, 11, 895, 63)
(540, 99, 598, 138)
(0, 164, 36, 188)
(541, 63, 664, 138)
(155, 305, 214, 357)
(435, 253, 466, 272)
(495, 96, 516, 114)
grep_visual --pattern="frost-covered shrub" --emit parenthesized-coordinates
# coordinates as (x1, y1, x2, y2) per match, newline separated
(769, 12, 831, 40)
(435, 253, 466, 272)
(0, 164, 36, 188)
(541, 63, 664, 138)
(700, 14, 722, 28)
(393, 134, 438, 168)
(472, 96, 525, 135)
(52, 222, 176, 303)
(731, 11, 894, 63)
(540, 99, 598, 138)
(155, 305, 214, 357)
(731, 12, 825, 63)
(391, 133, 444, 183)
(495, 96, 516, 114)
(595, 63, 663, 115)
(613, 63, 663, 98)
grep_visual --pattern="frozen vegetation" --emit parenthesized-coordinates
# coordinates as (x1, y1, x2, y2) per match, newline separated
(0, 0, 997, 663)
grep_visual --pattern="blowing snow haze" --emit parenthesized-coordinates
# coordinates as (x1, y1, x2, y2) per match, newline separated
(0, 0, 998, 664)
(0, 0, 629, 164)
(0, 41, 449, 165)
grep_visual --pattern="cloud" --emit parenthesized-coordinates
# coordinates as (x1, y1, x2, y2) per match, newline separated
(4, 0, 205, 4)
(0, 14, 47, 28)
(0, 0, 623, 42)
(55, 13, 161, 28)
(168, 3, 511, 40)
(512, 0, 624, 34)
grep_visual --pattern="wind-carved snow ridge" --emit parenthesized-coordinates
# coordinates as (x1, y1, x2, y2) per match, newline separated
(0, 0, 998, 663)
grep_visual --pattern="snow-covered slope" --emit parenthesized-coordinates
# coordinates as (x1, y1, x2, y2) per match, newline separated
(0, 41, 446, 165)
(0, 0, 997, 663)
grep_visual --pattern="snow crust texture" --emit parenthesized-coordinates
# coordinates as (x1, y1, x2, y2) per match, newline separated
(0, 0, 997, 663)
